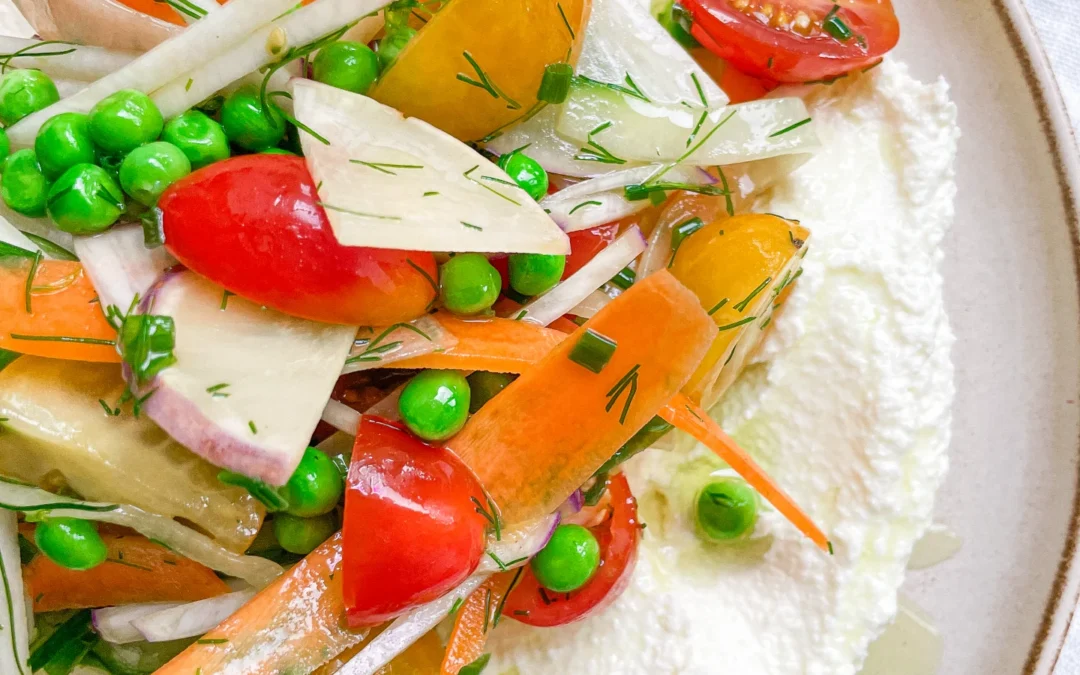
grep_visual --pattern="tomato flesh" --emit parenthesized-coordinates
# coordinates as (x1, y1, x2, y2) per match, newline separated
(159, 155, 438, 326)
(342, 416, 488, 626)
(683, 0, 899, 83)
(504, 473, 641, 626)
(563, 223, 620, 280)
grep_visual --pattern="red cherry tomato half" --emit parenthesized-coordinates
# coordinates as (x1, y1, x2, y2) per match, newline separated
(682, 0, 899, 83)
(342, 416, 488, 627)
(504, 473, 641, 627)
(159, 155, 438, 326)
(562, 223, 620, 279)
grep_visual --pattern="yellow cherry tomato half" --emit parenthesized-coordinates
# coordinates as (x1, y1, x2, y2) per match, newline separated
(370, 0, 591, 142)
(670, 213, 810, 408)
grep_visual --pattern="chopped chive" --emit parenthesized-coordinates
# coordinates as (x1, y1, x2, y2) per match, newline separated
(248, 420, 258, 435)
(538, 62, 573, 104)
(768, 117, 813, 138)
(624, 181, 728, 201)
(185, 78, 193, 91)
(196, 638, 229, 645)
(568, 329, 618, 374)
(609, 266, 636, 291)
(822, 4, 853, 41)
(461, 221, 483, 231)
(667, 217, 706, 268)
(220, 289, 235, 310)
(206, 383, 230, 398)
(423, 191, 439, 197)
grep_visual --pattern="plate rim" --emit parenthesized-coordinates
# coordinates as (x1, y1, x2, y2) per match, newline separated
(987, 0, 1080, 672)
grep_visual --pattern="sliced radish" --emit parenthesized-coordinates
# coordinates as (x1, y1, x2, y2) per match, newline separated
(135, 269, 355, 485)
(292, 79, 569, 255)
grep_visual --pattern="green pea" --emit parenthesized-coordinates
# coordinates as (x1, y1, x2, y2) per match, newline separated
(0, 69, 59, 126)
(530, 524, 600, 593)
(46, 163, 125, 235)
(439, 253, 501, 315)
(508, 253, 565, 296)
(0, 128, 11, 165)
(35, 112, 97, 179)
(398, 370, 471, 442)
(89, 89, 164, 154)
(221, 88, 286, 152)
(377, 27, 417, 71)
(1, 149, 49, 216)
(273, 513, 337, 555)
(497, 151, 548, 201)
(696, 478, 758, 541)
(281, 446, 344, 518)
(161, 110, 230, 169)
(313, 41, 380, 95)
(119, 141, 191, 206)
(466, 371, 515, 414)
(260, 147, 296, 156)
(34, 518, 108, 571)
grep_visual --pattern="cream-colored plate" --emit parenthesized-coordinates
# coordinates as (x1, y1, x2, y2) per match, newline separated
(893, 1, 1080, 673)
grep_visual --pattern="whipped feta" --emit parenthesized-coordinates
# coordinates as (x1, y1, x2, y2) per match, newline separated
(488, 59, 959, 675)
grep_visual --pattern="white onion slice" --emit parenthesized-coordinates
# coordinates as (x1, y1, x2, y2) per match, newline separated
(321, 399, 361, 436)
(515, 226, 646, 327)
(0, 512, 29, 675)
(152, 0, 394, 120)
(0, 480, 282, 587)
(133, 590, 256, 643)
(338, 575, 487, 675)
(7, 0, 299, 146)
(92, 603, 182, 645)
(0, 213, 38, 252)
(569, 289, 613, 319)
(0, 37, 138, 82)
(542, 165, 713, 233)
(73, 223, 176, 311)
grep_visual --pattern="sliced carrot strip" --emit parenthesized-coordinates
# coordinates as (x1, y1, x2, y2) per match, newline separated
(157, 534, 367, 675)
(21, 525, 229, 612)
(658, 393, 831, 553)
(448, 271, 716, 525)
(1, 259, 119, 363)
(440, 572, 518, 675)
(393, 314, 568, 374)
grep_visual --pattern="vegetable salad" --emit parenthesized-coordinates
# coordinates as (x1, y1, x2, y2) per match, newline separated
(0, 0, 899, 672)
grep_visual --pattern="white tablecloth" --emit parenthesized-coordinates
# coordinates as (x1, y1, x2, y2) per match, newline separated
(1027, 2, 1080, 671)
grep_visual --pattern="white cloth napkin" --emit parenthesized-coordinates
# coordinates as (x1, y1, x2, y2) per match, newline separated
(1025, 0, 1080, 135)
